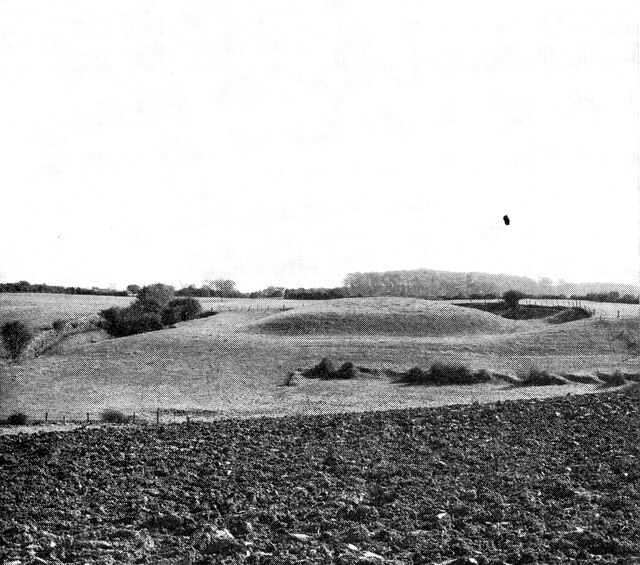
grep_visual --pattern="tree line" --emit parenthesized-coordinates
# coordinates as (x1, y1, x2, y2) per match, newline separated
(2, 271, 637, 303)
(343, 269, 639, 300)
(0, 281, 128, 296)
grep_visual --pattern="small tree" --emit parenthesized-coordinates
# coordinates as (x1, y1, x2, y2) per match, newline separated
(99, 307, 163, 337)
(6, 412, 28, 425)
(126, 284, 141, 295)
(1, 321, 33, 359)
(205, 278, 238, 297)
(503, 290, 525, 310)
(161, 297, 202, 325)
(135, 283, 175, 314)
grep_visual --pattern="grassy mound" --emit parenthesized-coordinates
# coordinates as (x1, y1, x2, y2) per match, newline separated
(249, 297, 519, 337)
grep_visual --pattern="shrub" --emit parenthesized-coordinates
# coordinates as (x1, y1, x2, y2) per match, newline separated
(429, 362, 473, 384)
(1, 320, 33, 359)
(400, 363, 492, 385)
(101, 408, 127, 423)
(160, 307, 180, 326)
(127, 284, 141, 295)
(503, 290, 526, 310)
(282, 371, 300, 386)
(99, 307, 124, 334)
(198, 310, 218, 319)
(303, 357, 336, 378)
(161, 297, 202, 325)
(123, 312, 163, 335)
(99, 307, 163, 338)
(402, 367, 430, 384)
(6, 412, 28, 425)
(598, 370, 627, 387)
(519, 368, 566, 386)
(52, 319, 67, 332)
(136, 283, 176, 314)
(329, 362, 358, 379)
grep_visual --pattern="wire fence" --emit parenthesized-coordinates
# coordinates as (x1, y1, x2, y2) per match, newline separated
(0, 407, 219, 426)
(211, 304, 294, 312)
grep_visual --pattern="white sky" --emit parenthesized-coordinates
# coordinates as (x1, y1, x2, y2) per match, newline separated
(1, 1, 639, 291)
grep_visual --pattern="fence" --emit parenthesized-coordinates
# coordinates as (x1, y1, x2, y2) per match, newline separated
(211, 304, 294, 312)
(0, 407, 218, 427)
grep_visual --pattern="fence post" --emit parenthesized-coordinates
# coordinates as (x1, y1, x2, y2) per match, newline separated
(45, 411, 48, 422)
(62, 415, 66, 424)
(156, 408, 160, 425)
(186, 413, 190, 428)
(87, 412, 90, 423)
(132, 412, 136, 423)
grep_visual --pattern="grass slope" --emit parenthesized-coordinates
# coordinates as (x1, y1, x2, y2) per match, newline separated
(1, 387, 638, 564)
(2, 310, 638, 422)
(249, 297, 520, 337)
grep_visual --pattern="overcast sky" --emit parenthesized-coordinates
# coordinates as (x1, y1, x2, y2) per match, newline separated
(1, 1, 639, 291)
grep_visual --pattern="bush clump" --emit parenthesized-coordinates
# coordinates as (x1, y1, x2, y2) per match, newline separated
(6, 412, 28, 425)
(52, 319, 67, 333)
(401, 363, 492, 385)
(99, 284, 189, 338)
(598, 370, 627, 387)
(99, 307, 163, 338)
(329, 362, 358, 380)
(503, 289, 526, 310)
(101, 408, 128, 423)
(303, 357, 336, 378)
(198, 310, 218, 319)
(519, 368, 567, 386)
(1, 320, 33, 359)
(302, 358, 359, 379)
(136, 283, 176, 314)
(161, 297, 203, 325)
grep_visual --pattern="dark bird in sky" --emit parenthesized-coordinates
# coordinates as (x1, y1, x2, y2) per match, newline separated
(503, 215, 510, 226)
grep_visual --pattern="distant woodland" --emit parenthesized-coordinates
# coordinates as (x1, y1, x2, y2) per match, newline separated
(1, 269, 637, 303)
(342, 269, 639, 302)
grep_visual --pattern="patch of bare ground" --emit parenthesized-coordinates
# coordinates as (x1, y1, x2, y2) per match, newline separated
(1, 386, 639, 564)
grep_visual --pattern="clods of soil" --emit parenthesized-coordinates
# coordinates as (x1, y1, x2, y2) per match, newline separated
(1, 387, 639, 564)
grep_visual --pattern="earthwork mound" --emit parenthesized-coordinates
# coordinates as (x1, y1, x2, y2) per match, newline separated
(248, 297, 519, 337)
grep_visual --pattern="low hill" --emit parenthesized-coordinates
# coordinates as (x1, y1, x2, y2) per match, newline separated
(248, 297, 520, 337)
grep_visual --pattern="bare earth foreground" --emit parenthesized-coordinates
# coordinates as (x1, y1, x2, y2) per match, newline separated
(1, 386, 639, 564)
(0, 295, 638, 423)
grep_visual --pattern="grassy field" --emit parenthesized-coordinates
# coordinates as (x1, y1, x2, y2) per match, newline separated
(0, 293, 133, 328)
(1, 294, 638, 424)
